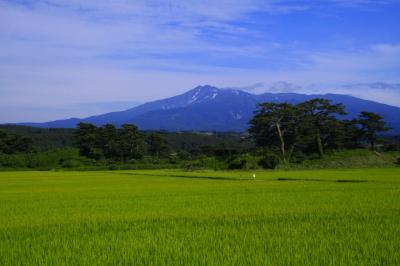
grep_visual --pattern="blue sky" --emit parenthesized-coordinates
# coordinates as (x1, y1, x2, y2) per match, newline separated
(1, 0, 400, 122)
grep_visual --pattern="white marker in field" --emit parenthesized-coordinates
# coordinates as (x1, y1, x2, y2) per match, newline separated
(252, 173, 256, 180)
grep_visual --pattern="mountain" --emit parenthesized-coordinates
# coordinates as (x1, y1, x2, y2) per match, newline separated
(19, 85, 400, 133)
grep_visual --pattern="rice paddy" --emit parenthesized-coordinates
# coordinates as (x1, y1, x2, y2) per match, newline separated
(1, 168, 399, 265)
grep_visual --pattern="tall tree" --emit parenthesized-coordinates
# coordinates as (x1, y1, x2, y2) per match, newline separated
(98, 124, 119, 159)
(249, 103, 300, 163)
(119, 124, 145, 161)
(298, 99, 346, 157)
(147, 132, 168, 158)
(357, 111, 390, 150)
(75, 123, 101, 159)
(324, 119, 361, 150)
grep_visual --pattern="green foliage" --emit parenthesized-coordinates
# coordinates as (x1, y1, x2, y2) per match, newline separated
(225, 154, 258, 170)
(249, 102, 300, 162)
(0, 148, 93, 170)
(0, 125, 253, 156)
(0, 130, 33, 154)
(146, 132, 168, 157)
(258, 155, 280, 169)
(249, 98, 392, 162)
(75, 123, 146, 161)
(182, 156, 227, 171)
(358, 111, 391, 150)
(1, 168, 400, 265)
(1, 147, 399, 171)
(176, 150, 192, 160)
(119, 124, 146, 160)
(0, 125, 75, 150)
(298, 98, 347, 157)
(227, 157, 247, 169)
(162, 131, 252, 154)
(383, 141, 400, 151)
(1, 104, 398, 171)
(75, 123, 99, 159)
(281, 149, 400, 169)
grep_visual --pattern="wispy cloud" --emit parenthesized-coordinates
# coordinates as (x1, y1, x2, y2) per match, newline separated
(0, 0, 399, 122)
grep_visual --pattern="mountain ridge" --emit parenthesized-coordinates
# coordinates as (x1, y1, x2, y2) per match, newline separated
(17, 85, 400, 133)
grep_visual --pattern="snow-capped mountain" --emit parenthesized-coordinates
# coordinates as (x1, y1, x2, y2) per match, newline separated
(19, 85, 400, 133)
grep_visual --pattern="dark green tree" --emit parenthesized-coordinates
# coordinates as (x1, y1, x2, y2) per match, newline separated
(10, 135, 33, 153)
(357, 111, 390, 150)
(324, 119, 361, 150)
(147, 133, 168, 158)
(0, 130, 33, 154)
(98, 124, 120, 159)
(119, 124, 145, 161)
(75, 123, 102, 159)
(0, 130, 8, 153)
(298, 99, 346, 157)
(249, 103, 301, 162)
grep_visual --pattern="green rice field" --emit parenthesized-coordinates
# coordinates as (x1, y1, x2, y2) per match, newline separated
(1, 168, 400, 265)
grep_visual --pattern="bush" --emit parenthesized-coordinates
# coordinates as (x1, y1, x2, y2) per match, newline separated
(108, 164, 118, 170)
(228, 157, 247, 169)
(396, 157, 400, 166)
(182, 161, 200, 171)
(289, 152, 309, 163)
(383, 143, 400, 152)
(258, 155, 280, 169)
(60, 159, 86, 168)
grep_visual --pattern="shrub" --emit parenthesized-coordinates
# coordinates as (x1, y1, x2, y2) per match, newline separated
(258, 155, 280, 169)
(177, 150, 192, 160)
(108, 164, 118, 170)
(228, 157, 247, 169)
(182, 161, 200, 171)
(396, 157, 400, 166)
(290, 152, 309, 163)
(61, 159, 85, 168)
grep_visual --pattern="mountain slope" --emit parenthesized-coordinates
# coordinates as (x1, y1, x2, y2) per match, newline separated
(19, 85, 400, 133)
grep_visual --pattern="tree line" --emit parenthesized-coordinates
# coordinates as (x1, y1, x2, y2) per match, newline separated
(75, 123, 253, 162)
(75, 123, 169, 161)
(0, 98, 396, 169)
(74, 98, 391, 164)
(0, 130, 33, 154)
(249, 98, 389, 162)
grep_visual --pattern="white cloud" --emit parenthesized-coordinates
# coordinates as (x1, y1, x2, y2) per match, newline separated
(0, 0, 399, 122)
(304, 44, 400, 82)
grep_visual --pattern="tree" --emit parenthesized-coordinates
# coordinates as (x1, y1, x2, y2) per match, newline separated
(0, 130, 33, 154)
(118, 124, 145, 161)
(249, 103, 300, 163)
(0, 130, 8, 153)
(324, 119, 361, 150)
(10, 135, 33, 153)
(98, 124, 119, 159)
(147, 132, 168, 158)
(298, 99, 346, 157)
(357, 111, 390, 150)
(248, 99, 361, 161)
(75, 123, 146, 161)
(75, 123, 101, 159)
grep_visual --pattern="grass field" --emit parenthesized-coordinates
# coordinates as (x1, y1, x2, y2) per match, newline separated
(1, 168, 399, 265)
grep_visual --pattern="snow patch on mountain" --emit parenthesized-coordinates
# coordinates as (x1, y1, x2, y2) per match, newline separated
(188, 89, 200, 104)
